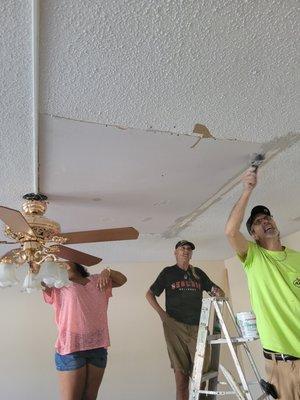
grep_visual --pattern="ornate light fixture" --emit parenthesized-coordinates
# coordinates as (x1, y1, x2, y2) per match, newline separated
(0, 193, 138, 292)
(0, 193, 71, 291)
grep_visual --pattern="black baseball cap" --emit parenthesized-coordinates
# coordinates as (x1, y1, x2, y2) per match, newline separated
(246, 205, 271, 234)
(175, 240, 195, 250)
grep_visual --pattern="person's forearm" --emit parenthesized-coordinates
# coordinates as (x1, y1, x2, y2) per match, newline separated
(146, 289, 166, 319)
(225, 190, 251, 236)
(110, 269, 127, 287)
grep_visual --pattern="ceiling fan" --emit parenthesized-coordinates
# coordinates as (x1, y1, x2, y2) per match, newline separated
(0, 193, 139, 290)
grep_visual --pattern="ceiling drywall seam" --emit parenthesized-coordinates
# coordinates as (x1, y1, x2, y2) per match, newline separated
(32, 0, 40, 193)
(163, 132, 300, 238)
(41, 113, 273, 147)
(41, 113, 202, 139)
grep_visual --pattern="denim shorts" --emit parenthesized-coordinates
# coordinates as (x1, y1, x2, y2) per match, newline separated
(55, 347, 108, 371)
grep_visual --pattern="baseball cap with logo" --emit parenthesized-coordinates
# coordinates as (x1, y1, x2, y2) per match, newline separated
(175, 240, 195, 250)
(246, 205, 271, 234)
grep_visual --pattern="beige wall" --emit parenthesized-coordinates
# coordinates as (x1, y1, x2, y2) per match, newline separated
(0, 258, 226, 400)
(2, 229, 298, 399)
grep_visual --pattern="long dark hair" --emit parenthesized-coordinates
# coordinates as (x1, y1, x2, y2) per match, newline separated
(73, 263, 90, 278)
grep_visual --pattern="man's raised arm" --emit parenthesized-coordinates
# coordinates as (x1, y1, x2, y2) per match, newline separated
(225, 168, 257, 257)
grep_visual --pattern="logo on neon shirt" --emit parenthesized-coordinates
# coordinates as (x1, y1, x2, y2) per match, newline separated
(293, 277, 300, 288)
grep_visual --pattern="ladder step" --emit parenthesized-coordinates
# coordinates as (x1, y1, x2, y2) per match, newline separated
(207, 334, 221, 342)
(209, 336, 258, 344)
(189, 299, 264, 400)
(200, 370, 218, 383)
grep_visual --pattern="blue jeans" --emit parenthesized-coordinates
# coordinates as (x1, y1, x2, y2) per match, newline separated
(55, 347, 108, 371)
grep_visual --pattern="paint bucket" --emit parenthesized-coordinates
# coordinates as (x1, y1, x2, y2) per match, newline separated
(236, 311, 259, 339)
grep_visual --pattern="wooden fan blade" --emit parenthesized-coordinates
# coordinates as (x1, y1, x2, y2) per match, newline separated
(51, 245, 102, 266)
(60, 227, 139, 244)
(0, 206, 34, 236)
(0, 248, 20, 262)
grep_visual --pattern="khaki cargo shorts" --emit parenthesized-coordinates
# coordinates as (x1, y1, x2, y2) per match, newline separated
(163, 314, 210, 376)
(265, 358, 300, 400)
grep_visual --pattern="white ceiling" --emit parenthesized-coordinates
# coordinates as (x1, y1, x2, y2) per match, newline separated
(39, 115, 263, 233)
(0, 1, 299, 262)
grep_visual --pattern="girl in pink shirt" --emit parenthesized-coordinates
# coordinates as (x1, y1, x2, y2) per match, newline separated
(43, 262, 127, 400)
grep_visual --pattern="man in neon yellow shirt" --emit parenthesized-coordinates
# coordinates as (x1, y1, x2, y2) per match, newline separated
(225, 167, 300, 400)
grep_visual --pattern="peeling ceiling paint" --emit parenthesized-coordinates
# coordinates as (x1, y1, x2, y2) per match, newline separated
(39, 114, 262, 234)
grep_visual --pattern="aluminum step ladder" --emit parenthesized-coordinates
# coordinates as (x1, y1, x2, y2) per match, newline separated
(189, 297, 271, 400)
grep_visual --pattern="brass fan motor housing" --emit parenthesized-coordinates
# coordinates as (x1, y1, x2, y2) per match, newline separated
(22, 199, 61, 241)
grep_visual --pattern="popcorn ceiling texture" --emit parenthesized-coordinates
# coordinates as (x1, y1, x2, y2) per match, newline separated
(0, 1, 33, 211)
(39, 0, 299, 141)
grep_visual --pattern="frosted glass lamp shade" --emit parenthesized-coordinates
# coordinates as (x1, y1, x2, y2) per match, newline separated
(40, 261, 70, 288)
(22, 271, 41, 293)
(0, 263, 19, 288)
(54, 267, 70, 288)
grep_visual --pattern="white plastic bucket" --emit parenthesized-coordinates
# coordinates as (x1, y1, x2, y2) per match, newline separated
(236, 311, 259, 339)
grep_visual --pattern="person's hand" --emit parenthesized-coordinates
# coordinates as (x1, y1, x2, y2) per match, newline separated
(97, 268, 111, 291)
(242, 167, 257, 193)
(210, 286, 225, 298)
(41, 281, 52, 293)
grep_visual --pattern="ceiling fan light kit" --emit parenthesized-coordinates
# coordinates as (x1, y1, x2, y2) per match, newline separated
(0, 262, 19, 288)
(0, 194, 139, 292)
(22, 271, 43, 294)
(39, 261, 70, 289)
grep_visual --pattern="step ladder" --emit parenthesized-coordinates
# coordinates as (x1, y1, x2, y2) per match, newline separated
(189, 297, 270, 400)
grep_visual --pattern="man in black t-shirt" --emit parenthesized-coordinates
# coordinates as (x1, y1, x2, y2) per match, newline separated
(146, 240, 224, 400)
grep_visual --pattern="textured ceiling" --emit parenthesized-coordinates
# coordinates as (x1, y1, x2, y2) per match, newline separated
(39, 0, 299, 141)
(0, 0, 299, 262)
(0, 1, 32, 209)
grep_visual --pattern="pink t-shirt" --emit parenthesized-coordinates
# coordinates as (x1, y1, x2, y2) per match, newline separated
(43, 274, 112, 355)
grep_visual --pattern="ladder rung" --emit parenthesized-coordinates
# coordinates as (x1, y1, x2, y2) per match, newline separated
(200, 370, 218, 383)
(207, 334, 221, 342)
(190, 299, 264, 400)
(210, 336, 258, 344)
(196, 389, 237, 395)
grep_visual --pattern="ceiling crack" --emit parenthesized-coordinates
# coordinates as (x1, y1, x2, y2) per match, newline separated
(41, 113, 264, 144)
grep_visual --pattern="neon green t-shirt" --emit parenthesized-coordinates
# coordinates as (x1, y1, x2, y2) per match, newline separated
(238, 242, 300, 357)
